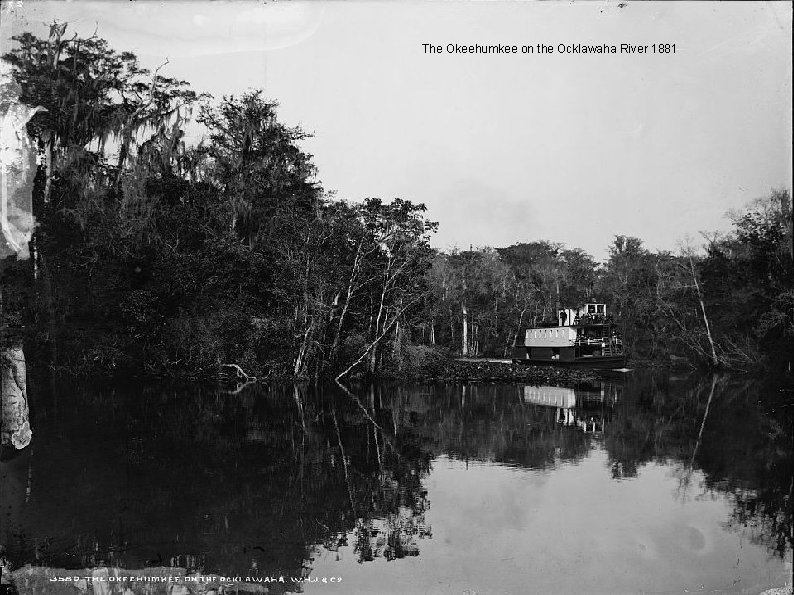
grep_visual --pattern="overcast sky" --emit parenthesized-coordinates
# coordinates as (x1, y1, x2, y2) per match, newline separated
(3, 1, 792, 260)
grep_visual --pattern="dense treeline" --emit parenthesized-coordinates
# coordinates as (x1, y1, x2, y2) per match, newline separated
(427, 193, 793, 372)
(1, 26, 792, 378)
(1, 26, 434, 380)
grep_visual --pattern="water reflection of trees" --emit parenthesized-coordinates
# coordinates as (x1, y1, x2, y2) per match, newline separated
(377, 383, 594, 469)
(602, 373, 793, 559)
(375, 375, 792, 561)
(3, 371, 791, 586)
(2, 379, 432, 591)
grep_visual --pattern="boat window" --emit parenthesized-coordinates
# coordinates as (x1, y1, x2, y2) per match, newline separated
(588, 304, 596, 313)
(597, 305, 604, 313)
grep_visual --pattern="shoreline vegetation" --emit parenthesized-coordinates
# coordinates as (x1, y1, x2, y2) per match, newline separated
(0, 25, 792, 386)
(385, 358, 602, 385)
(44, 353, 604, 386)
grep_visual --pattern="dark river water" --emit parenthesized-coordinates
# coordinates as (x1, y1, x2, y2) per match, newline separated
(1, 372, 791, 594)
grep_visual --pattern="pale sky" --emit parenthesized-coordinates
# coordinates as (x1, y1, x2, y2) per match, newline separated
(2, 1, 792, 260)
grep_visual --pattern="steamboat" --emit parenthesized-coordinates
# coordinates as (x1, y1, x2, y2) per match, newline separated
(511, 303, 625, 368)
(522, 382, 621, 433)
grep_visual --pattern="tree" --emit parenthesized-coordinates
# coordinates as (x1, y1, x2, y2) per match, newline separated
(699, 189, 794, 370)
(3, 25, 198, 205)
(336, 198, 436, 378)
(198, 90, 320, 249)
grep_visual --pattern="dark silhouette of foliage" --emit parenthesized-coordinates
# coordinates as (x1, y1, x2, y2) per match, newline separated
(2, 25, 436, 380)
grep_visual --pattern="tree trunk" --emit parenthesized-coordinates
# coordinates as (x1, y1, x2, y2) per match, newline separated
(337, 297, 418, 382)
(461, 303, 469, 357)
(368, 342, 378, 374)
(505, 331, 516, 357)
(331, 242, 362, 362)
(776, 189, 793, 261)
(393, 318, 402, 371)
(0, 77, 39, 453)
(688, 255, 719, 367)
(294, 320, 312, 377)
(555, 278, 561, 315)
(43, 136, 53, 206)
(1, 343, 32, 450)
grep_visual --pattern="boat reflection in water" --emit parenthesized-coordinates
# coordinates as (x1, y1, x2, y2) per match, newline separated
(523, 382, 619, 434)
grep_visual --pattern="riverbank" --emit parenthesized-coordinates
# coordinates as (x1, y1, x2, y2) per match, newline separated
(38, 355, 607, 388)
(382, 358, 601, 384)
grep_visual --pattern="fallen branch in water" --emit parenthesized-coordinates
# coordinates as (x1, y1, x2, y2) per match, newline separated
(219, 363, 256, 383)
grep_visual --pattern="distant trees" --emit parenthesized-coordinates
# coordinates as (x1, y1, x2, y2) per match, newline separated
(596, 236, 661, 357)
(419, 190, 792, 374)
(424, 242, 599, 358)
(426, 248, 509, 357)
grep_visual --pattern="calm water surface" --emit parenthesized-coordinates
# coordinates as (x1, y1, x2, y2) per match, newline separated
(1, 372, 791, 594)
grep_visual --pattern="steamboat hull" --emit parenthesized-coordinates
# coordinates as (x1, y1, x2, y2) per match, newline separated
(511, 354, 626, 369)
